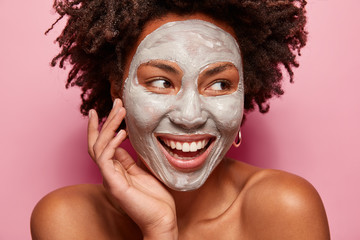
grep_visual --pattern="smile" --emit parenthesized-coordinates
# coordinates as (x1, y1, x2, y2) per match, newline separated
(156, 134, 215, 171)
(162, 138, 209, 153)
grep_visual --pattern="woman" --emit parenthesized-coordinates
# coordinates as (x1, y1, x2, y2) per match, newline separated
(31, 1, 330, 239)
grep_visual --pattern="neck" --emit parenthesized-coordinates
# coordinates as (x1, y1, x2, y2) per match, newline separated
(167, 159, 231, 224)
(137, 157, 236, 225)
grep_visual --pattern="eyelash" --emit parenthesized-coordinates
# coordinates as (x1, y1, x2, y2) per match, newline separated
(146, 78, 173, 89)
(142, 77, 235, 96)
(206, 80, 232, 92)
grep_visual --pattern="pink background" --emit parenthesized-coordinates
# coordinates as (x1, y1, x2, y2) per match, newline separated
(1, 0, 359, 239)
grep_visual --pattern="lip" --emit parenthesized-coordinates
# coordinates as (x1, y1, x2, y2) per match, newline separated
(155, 133, 215, 172)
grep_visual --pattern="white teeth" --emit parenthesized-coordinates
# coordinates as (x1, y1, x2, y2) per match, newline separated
(190, 142, 197, 152)
(170, 140, 176, 149)
(161, 138, 210, 153)
(197, 141, 202, 149)
(183, 143, 190, 152)
(176, 142, 182, 150)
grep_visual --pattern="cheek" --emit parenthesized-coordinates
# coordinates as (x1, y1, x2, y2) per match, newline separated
(203, 94, 243, 131)
(124, 87, 175, 130)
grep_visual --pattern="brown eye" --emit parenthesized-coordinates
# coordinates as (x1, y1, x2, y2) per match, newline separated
(147, 79, 173, 89)
(206, 80, 231, 91)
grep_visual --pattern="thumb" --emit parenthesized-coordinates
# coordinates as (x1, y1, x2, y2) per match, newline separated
(114, 148, 145, 175)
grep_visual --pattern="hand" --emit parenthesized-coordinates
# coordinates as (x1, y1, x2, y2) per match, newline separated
(87, 99, 178, 239)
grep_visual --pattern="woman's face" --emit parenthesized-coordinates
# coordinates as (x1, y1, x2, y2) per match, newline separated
(121, 15, 244, 191)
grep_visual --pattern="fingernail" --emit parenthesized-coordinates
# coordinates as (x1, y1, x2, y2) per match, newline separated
(113, 99, 119, 108)
(89, 109, 93, 118)
(116, 129, 125, 137)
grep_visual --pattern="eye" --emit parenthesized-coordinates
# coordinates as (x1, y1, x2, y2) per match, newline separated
(206, 80, 232, 91)
(143, 78, 176, 94)
(198, 62, 239, 96)
(147, 78, 173, 89)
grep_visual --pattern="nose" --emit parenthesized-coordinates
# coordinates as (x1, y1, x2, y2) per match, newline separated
(169, 90, 208, 129)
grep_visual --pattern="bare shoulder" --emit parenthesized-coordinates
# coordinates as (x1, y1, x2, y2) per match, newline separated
(239, 168, 330, 239)
(30, 184, 140, 240)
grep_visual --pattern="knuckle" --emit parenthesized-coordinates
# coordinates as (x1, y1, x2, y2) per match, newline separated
(87, 147, 94, 158)
(92, 143, 102, 159)
(93, 142, 100, 152)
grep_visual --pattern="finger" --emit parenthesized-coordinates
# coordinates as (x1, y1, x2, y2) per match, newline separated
(87, 109, 99, 159)
(102, 98, 123, 129)
(114, 148, 135, 170)
(114, 148, 146, 175)
(97, 130, 134, 192)
(97, 129, 127, 169)
(93, 106, 126, 159)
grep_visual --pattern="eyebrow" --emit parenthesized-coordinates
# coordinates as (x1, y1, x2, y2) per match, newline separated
(144, 61, 181, 75)
(202, 63, 236, 77)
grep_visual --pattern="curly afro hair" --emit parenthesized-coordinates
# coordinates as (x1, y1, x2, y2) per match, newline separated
(48, 0, 307, 122)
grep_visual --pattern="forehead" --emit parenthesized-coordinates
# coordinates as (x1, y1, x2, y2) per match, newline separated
(129, 20, 242, 74)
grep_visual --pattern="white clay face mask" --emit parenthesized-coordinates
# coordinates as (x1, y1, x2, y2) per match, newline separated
(122, 20, 244, 191)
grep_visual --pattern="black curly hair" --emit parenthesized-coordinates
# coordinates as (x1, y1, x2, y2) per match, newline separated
(47, 0, 307, 122)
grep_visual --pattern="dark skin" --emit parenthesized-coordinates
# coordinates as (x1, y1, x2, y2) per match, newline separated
(31, 13, 330, 240)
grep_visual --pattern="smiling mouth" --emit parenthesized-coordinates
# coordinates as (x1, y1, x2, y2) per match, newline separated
(156, 134, 215, 170)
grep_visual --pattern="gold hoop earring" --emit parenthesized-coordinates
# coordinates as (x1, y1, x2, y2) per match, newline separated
(233, 130, 242, 148)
